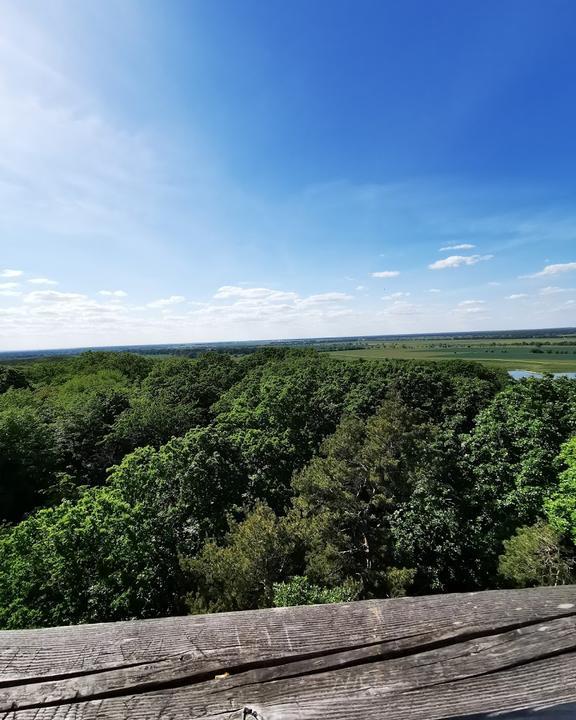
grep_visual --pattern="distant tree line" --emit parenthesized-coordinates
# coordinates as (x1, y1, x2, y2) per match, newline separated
(0, 349, 575, 629)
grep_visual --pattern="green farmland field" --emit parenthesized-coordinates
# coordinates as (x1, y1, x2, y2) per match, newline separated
(329, 338, 576, 373)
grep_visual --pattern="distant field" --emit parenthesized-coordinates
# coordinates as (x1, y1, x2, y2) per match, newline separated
(329, 338, 576, 373)
(3, 329, 576, 373)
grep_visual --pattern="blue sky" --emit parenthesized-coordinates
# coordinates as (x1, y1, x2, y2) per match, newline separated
(1, 0, 575, 350)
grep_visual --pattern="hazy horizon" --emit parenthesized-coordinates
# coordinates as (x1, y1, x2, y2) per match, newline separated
(2, 325, 575, 358)
(2, 1, 576, 350)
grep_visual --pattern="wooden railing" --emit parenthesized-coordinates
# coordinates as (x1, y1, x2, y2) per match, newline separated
(2, 586, 576, 718)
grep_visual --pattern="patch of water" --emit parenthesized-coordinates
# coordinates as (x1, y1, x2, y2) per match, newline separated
(509, 370, 576, 380)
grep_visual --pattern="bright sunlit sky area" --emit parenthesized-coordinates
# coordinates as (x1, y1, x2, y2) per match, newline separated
(1, 0, 576, 350)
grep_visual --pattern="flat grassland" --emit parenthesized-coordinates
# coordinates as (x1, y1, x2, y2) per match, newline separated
(329, 337, 576, 373)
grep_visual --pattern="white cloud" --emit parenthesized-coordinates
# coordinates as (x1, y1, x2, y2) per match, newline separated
(524, 262, 576, 278)
(23, 290, 87, 304)
(0, 285, 134, 348)
(429, 254, 493, 270)
(355, 285, 364, 291)
(382, 291, 411, 300)
(454, 299, 488, 315)
(147, 295, 186, 308)
(548, 298, 576, 312)
(0, 282, 19, 290)
(505, 294, 528, 300)
(381, 300, 421, 316)
(298, 292, 353, 306)
(429, 288, 441, 293)
(188, 286, 357, 330)
(539, 286, 573, 295)
(99, 290, 128, 297)
(371, 270, 400, 278)
(0, 280, 362, 350)
(213, 286, 299, 302)
(0, 5, 157, 246)
(0, 289, 21, 297)
(1, 269, 23, 278)
(439, 243, 476, 251)
(28, 277, 58, 285)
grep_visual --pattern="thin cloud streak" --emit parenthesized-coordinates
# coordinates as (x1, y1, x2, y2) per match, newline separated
(371, 271, 400, 278)
(429, 254, 493, 270)
(522, 262, 576, 278)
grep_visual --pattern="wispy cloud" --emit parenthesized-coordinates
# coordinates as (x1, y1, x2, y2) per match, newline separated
(539, 286, 574, 295)
(382, 291, 411, 300)
(454, 299, 488, 315)
(439, 243, 476, 251)
(23, 290, 86, 305)
(0, 4, 157, 244)
(505, 294, 528, 300)
(99, 290, 128, 297)
(371, 270, 400, 278)
(429, 254, 493, 270)
(214, 286, 298, 302)
(0, 269, 23, 278)
(380, 300, 421, 316)
(523, 262, 576, 278)
(28, 278, 58, 285)
(299, 292, 353, 305)
(147, 295, 186, 309)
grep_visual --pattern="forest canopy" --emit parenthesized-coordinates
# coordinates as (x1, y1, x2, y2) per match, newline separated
(1, 349, 575, 629)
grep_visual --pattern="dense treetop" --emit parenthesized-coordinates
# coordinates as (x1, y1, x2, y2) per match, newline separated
(0, 349, 574, 629)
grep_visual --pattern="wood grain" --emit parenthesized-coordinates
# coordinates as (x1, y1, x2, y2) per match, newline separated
(1, 586, 575, 719)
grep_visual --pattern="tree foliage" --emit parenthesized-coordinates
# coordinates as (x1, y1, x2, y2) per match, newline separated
(0, 366, 29, 394)
(273, 576, 360, 607)
(0, 349, 573, 630)
(498, 522, 574, 588)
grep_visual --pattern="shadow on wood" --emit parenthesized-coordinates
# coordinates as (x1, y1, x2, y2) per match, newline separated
(1, 586, 575, 719)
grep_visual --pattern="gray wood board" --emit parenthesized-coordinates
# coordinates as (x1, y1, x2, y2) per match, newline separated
(1, 586, 575, 719)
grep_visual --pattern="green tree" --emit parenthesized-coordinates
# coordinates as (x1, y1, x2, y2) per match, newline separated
(0, 427, 246, 628)
(70, 351, 153, 382)
(273, 576, 360, 607)
(288, 401, 421, 597)
(0, 366, 29, 394)
(0, 407, 57, 522)
(461, 377, 576, 582)
(498, 522, 574, 588)
(214, 353, 372, 509)
(546, 436, 576, 544)
(52, 385, 131, 485)
(107, 354, 245, 453)
(185, 503, 294, 613)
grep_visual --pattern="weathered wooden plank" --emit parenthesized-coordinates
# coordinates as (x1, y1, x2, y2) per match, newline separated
(3, 609, 576, 712)
(6, 618, 576, 720)
(1, 586, 575, 719)
(4, 612, 576, 715)
(2, 586, 575, 682)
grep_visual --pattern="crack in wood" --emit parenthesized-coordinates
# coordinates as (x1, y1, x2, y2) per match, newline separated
(0, 657, 169, 690)
(400, 646, 576, 694)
